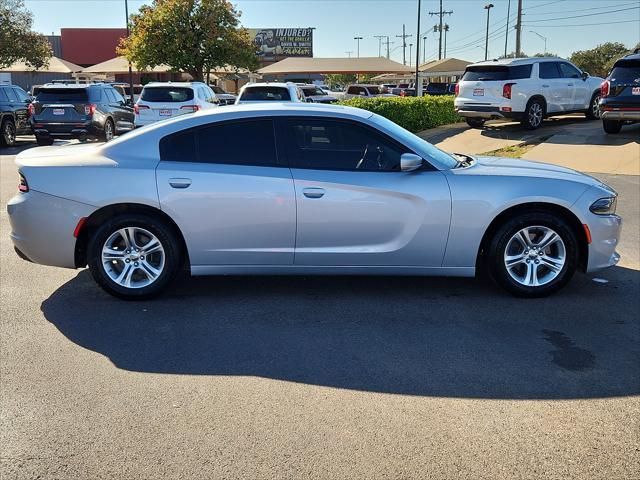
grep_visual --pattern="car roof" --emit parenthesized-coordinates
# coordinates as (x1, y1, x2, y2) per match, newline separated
(468, 57, 563, 67)
(617, 53, 640, 62)
(39, 83, 100, 89)
(143, 82, 207, 88)
(243, 82, 295, 88)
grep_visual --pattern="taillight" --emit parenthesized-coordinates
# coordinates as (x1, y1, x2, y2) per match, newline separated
(18, 173, 28, 193)
(502, 82, 516, 99)
(400, 90, 406, 97)
(84, 104, 96, 115)
(134, 104, 149, 115)
(601, 80, 610, 97)
(180, 105, 200, 112)
(454, 83, 460, 96)
(27, 103, 35, 116)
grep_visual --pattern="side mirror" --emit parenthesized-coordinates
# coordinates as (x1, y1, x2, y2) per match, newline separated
(581, 71, 589, 80)
(306, 97, 314, 103)
(400, 153, 423, 172)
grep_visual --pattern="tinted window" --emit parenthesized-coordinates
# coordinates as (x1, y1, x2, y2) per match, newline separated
(4, 87, 18, 102)
(160, 120, 278, 167)
(365, 86, 384, 95)
(558, 62, 581, 79)
(302, 87, 326, 96)
(210, 85, 226, 94)
(539, 62, 561, 79)
(0, 87, 9, 102)
(36, 88, 89, 102)
(347, 86, 364, 95)
(13, 87, 30, 102)
(282, 118, 406, 171)
(141, 87, 194, 102)
(241, 86, 291, 101)
(611, 60, 640, 81)
(111, 88, 125, 103)
(104, 89, 117, 103)
(462, 64, 532, 81)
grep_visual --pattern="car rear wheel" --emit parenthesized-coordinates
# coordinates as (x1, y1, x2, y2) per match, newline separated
(1, 118, 16, 147)
(585, 92, 601, 120)
(465, 117, 486, 129)
(100, 119, 115, 142)
(602, 119, 622, 134)
(487, 212, 578, 297)
(521, 99, 545, 130)
(87, 214, 183, 299)
(35, 136, 54, 146)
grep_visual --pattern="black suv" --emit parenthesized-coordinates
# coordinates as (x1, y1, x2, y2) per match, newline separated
(0, 85, 32, 147)
(599, 52, 640, 134)
(30, 83, 135, 145)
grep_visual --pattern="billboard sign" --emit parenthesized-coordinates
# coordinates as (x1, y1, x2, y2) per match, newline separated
(249, 28, 313, 62)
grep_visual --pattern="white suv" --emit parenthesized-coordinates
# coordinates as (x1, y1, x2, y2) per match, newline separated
(134, 82, 218, 127)
(454, 58, 604, 129)
(235, 82, 306, 104)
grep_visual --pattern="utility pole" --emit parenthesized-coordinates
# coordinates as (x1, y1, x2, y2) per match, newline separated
(443, 24, 449, 58)
(345, 51, 353, 58)
(374, 35, 385, 57)
(484, 3, 494, 61)
(124, 0, 134, 104)
(504, 0, 511, 57)
(409, 44, 413, 66)
(515, 0, 523, 57)
(415, 0, 422, 95)
(429, 0, 453, 60)
(354, 36, 363, 58)
(396, 24, 412, 65)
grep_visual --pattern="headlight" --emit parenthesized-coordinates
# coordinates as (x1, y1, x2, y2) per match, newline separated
(590, 196, 617, 215)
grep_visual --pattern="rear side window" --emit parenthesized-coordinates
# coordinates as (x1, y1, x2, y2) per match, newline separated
(4, 87, 19, 102)
(0, 88, 8, 102)
(611, 59, 640, 81)
(13, 87, 30, 102)
(241, 87, 291, 101)
(141, 87, 194, 102)
(462, 64, 532, 81)
(36, 88, 89, 102)
(160, 119, 278, 167)
(539, 62, 561, 79)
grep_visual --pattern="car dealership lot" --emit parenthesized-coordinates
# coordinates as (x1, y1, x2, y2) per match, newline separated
(1, 133, 639, 478)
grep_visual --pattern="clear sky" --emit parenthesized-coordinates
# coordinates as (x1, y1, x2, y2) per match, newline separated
(25, 0, 640, 64)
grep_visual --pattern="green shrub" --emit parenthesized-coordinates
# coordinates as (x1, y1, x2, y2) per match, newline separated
(338, 95, 462, 133)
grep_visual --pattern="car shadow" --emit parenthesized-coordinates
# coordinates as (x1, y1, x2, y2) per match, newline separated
(41, 266, 640, 400)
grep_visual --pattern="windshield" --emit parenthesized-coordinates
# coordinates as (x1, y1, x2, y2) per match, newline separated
(241, 86, 291, 101)
(140, 87, 194, 102)
(463, 64, 532, 81)
(611, 60, 640, 81)
(36, 88, 88, 102)
(370, 113, 459, 169)
(210, 85, 227, 94)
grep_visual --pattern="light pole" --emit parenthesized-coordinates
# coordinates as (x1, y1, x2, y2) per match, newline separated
(415, 0, 422, 96)
(124, 0, 134, 104)
(529, 30, 548, 54)
(484, 3, 494, 61)
(354, 36, 363, 58)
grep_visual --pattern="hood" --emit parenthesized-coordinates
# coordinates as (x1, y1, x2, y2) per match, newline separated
(457, 155, 603, 187)
(216, 93, 236, 100)
(16, 143, 116, 168)
(308, 95, 338, 102)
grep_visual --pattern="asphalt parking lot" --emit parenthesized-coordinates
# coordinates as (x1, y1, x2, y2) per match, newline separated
(1, 123, 639, 478)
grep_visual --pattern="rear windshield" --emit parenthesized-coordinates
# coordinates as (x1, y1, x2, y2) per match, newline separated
(141, 87, 194, 102)
(36, 88, 89, 102)
(462, 64, 532, 81)
(241, 86, 291, 101)
(611, 60, 640, 81)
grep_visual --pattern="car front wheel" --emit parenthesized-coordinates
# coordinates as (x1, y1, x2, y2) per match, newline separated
(487, 212, 578, 297)
(585, 92, 601, 120)
(87, 214, 183, 299)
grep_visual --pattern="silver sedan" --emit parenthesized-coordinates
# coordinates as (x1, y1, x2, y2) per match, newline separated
(7, 103, 622, 299)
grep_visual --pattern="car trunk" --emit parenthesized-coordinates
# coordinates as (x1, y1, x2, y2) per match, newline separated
(33, 88, 91, 123)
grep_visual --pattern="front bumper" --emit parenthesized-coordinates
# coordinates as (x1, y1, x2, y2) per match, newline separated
(7, 190, 95, 269)
(586, 214, 622, 273)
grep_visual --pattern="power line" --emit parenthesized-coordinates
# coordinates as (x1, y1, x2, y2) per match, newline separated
(522, 19, 640, 27)
(524, 5, 639, 23)
(524, 1, 638, 16)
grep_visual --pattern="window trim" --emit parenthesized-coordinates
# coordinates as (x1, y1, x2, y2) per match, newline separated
(273, 116, 432, 173)
(159, 117, 284, 167)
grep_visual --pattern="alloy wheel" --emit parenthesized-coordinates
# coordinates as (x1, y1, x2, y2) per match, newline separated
(591, 95, 601, 119)
(3, 121, 16, 145)
(101, 227, 165, 289)
(504, 226, 566, 287)
(528, 103, 543, 128)
(104, 121, 114, 141)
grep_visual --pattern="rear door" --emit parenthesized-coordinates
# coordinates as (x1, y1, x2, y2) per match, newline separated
(156, 118, 296, 266)
(276, 116, 451, 267)
(108, 87, 134, 131)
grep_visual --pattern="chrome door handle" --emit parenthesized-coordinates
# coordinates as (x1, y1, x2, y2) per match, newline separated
(542, 84, 549, 88)
(169, 178, 191, 189)
(302, 187, 325, 199)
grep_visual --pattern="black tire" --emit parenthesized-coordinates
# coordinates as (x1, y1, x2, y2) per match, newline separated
(100, 118, 115, 142)
(36, 136, 54, 146)
(602, 119, 622, 134)
(487, 211, 578, 298)
(1, 118, 16, 147)
(521, 98, 545, 130)
(87, 213, 183, 300)
(465, 117, 486, 129)
(585, 91, 601, 120)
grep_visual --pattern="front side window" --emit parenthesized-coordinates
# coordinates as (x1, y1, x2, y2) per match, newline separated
(111, 88, 125, 103)
(4, 87, 18, 102)
(558, 62, 581, 79)
(539, 62, 561, 79)
(282, 118, 407, 172)
(241, 86, 291, 101)
(160, 119, 278, 167)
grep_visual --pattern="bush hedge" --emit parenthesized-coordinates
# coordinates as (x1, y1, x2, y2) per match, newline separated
(338, 95, 462, 133)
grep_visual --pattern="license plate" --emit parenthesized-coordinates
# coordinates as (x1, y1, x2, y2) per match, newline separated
(632, 87, 640, 95)
(473, 88, 484, 96)
(52, 108, 65, 115)
(159, 109, 171, 116)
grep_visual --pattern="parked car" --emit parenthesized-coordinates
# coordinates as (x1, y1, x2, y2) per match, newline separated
(29, 83, 134, 146)
(235, 82, 305, 104)
(8, 104, 621, 299)
(111, 83, 143, 103)
(0, 85, 32, 147)
(209, 85, 236, 105)
(454, 57, 603, 129)
(134, 82, 218, 127)
(424, 82, 451, 95)
(299, 84, 338, 103)
(343, 84, 396, 99)
(599, 52, 640, 134)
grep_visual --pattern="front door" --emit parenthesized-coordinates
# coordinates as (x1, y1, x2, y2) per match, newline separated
(156, 118, 296, 266)
(276, 117, 451, 267)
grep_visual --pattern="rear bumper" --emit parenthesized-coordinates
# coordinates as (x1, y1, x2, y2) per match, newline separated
(31, 122, 101, 139)
(455, 106, 525, 121)
(600, 109, 640, 121)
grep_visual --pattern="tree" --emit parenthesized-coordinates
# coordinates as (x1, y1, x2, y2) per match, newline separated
(324, 73, 376, 87)
(569, 42, 629, 77)
(118, 0, 258, 82)
(0, 0, 52, 69)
